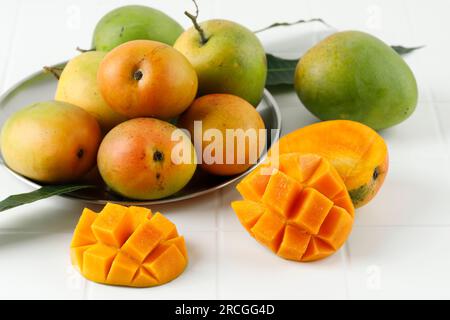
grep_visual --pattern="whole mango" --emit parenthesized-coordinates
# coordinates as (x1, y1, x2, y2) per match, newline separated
(0, 101, 101, 183)
(55, 51, 127, 132)
(174, 20, 267, 106)
(295, 31, 418, 130)
(97, 118, 197, 200)
(92, 5, 184, 52)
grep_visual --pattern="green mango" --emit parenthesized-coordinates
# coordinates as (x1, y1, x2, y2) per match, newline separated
(295, 31, 418, 130)
(174, 19, 267, 107)
(92, 5, 184, 52)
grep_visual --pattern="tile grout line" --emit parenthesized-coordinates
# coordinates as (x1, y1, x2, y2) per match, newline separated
(82, 279, 91, 300)
(354, 224, 450, 228)
(403, 0, 445, 107)
(393, 0, 435, 105)
(342, 242, 351, 299)
(428, 100, 450, 158)
(0, 0, 22, 93)
(0, 0, 23, 94)
(402, 1, 442, 122)
(214, 189, 222, 300)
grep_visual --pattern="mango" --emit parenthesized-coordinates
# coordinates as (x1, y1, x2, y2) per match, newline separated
(70, 203, 188, 287)
(232, 153, 354, 262)
(0, 101, 101, 183)
(55, 51, 127, 132)
(92, 5, 184, 52)
(97, 118, 197, 200)
(97, 40, 198, 119)
(174, 20, 267, 106)
(295, 31, 418, 130)
(178, 94, 266, 176)
(269, 120, 388, 208)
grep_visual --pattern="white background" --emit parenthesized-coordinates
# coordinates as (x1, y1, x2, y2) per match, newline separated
(0, 0, 449, 299)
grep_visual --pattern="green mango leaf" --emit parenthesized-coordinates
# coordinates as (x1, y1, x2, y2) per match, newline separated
(266, 54, 299, 86)
(266, 45, 423, 87)
(391, 45, 425, 55)
(254, 18, 332, 33)
(0, 184, 95, 213)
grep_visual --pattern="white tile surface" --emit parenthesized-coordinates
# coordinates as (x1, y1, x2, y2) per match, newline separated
(434, 102, 450, 153)
(148, 192, 220, 232)
(347, 227, 450, 299)
(355, 156, 450, 226)
(217, 231, 348, 299)
(379, 102, 448, 162)
(0, 1, 20, 91)
(0, 0, 449, 299)
(0, 232, 86, 299)
(218, 183, 243, 231)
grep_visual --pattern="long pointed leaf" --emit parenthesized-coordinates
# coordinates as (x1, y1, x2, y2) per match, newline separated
(0, 184, 95, 213)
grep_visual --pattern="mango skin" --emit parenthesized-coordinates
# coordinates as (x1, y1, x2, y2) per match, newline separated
(295, 31, 418, 130)
(55, 51, 127, 132)
(97, 40, 198, 119)
(178, 94, 266, 176)
(0, 101, 101, 183)
(269, 120, 388, 208)
(97, 118, 197, 200)
(174, 19, 267, 107)
(92, 5, 184, 52)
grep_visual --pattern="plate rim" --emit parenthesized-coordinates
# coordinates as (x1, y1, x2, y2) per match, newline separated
(0, 64, 282, 205)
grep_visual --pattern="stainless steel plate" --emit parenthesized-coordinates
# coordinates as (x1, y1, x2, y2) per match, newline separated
(0, 64, 282, 205)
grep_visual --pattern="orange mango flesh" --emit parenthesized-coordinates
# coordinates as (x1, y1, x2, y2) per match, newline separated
(70, 203, 188, 287)
(232, 153, 354, 262)
(269, 120, 388, 207)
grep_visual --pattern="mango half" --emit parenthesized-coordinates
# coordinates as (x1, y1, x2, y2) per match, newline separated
(269, 120, 388, 208)
(70, 203, 188, 287)
(232, 153, 354, 262)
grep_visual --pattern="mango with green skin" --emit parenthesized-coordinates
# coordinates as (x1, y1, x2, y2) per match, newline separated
(0, 101, 101, 183)
(55, 51, 127, 132)
(295, 31, 418, 130)
(174, 19, 267, 106)
(93, 5, 184, 52)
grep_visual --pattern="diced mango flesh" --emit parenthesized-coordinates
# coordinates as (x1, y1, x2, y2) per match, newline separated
(128, 206, 152, 230)
(277, 225, 311, 261)
(82, 243, 118, 283)
(91, 203, 132, 247)
(231, 200, 265, 232)
(150, 213, 179, 240)
(121, 220, 163, 263)
(143, 244, 187, 284)
(251, 211, 285, 252)
(306, 160, 344, 199)
(234, 153, 354, 262)
(70, 203, 188, 287)
(262, 170, 303, 217)
(236, 167, 273, 202)
(290, 188, 334, 234)
(318, 206, 353, 250)
(71, 208, 97, 247)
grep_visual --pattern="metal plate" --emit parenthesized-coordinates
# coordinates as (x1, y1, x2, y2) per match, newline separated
(0, 64, 282, 205)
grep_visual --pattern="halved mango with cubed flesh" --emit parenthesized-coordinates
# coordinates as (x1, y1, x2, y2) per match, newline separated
(70, 203, 188, 287)
(232, 153, 354, 262)
(268, 120, 389, 208)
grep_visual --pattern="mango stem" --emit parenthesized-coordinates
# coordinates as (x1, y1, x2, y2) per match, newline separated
(184, 0, 208, 45)
(76, 47, 95, 53)
(43, 66, 63, 80)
